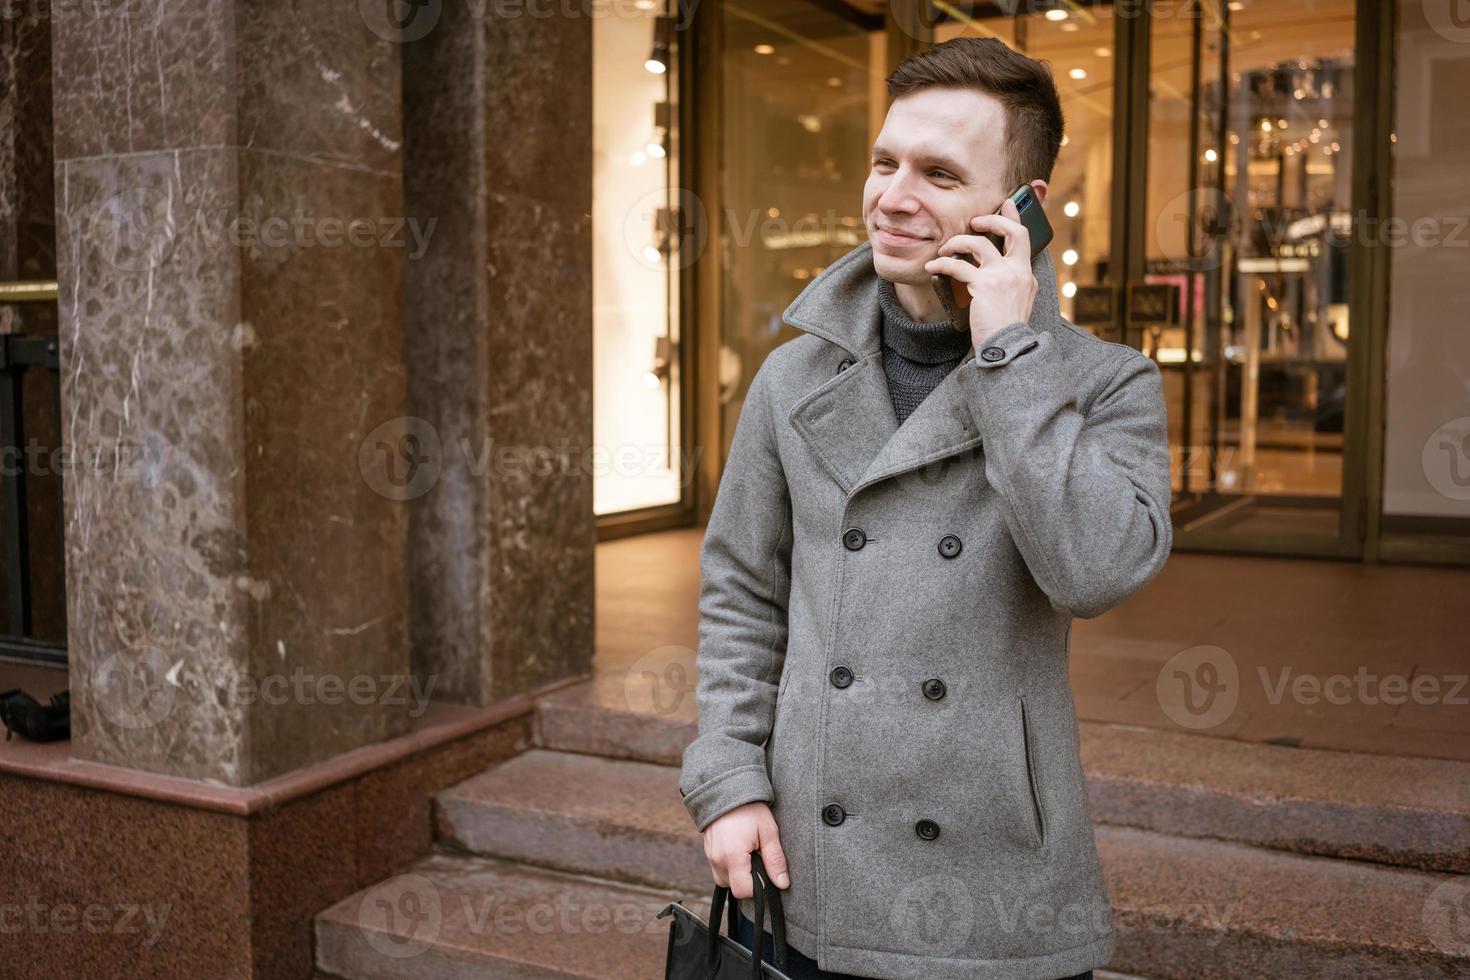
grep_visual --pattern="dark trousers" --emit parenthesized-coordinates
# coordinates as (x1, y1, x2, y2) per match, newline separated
(733, 903, 1094, 980)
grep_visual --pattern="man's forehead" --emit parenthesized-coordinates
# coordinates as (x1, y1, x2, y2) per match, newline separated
(874, 92, 1006, 168)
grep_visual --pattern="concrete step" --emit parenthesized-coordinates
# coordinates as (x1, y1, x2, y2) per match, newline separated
(315, 850, 705, 980)
(1098, 825, 1470, 979)
(435, 748, 707, 893)
(535, 677, 1470, 872)
(437, 746, 1470, 979)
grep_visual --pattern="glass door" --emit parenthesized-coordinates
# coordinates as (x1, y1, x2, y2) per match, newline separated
(1136, 0, 1367, 556)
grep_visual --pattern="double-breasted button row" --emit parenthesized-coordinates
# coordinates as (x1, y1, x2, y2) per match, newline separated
(845, 527, 960, 557)
(830, 664, 854, 688)
(922, 677, 946, 700)
(915, 818, 940, 840)
(823, 802, 846, 826)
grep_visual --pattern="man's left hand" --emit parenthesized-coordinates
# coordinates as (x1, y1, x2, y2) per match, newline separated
(924, 196, 1039, 347)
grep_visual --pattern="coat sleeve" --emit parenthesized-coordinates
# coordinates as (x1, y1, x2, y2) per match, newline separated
(678, 356, 794, 833)
(957, 320, 1174, 619)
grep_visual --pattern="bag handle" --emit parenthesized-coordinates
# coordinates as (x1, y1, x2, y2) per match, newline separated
(706, 850, 789, 979)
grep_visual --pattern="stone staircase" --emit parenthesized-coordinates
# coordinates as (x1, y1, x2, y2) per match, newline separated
(315, 674, 1470, 979)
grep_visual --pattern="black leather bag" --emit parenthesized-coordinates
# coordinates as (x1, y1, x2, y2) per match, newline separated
(657, 850, 793, 980)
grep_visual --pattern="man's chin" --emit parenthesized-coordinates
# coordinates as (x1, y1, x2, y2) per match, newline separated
(871, 249, 932, 287)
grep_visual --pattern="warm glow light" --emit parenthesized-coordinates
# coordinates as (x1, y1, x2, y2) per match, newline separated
(1062, 249, 1078, 266)
(629, 151, 647, 166)
(646, 142, 666, 159)
(754, 43, 774, 55)
(644, 59, 667, 75)
(1069, 68, 1087, 80)
(1203, 148, 1218, 162)
(1061, 281, 1077, 298)
(1094, 47, 1111, 57)
(1260, 119, 1272, 133)
(642, 245, 662, 264)
(827, 76, 842, 87)
(1064, 201, 1080, 218)
(1045, 9, 1069, 20)
(643, 371, 661, 388)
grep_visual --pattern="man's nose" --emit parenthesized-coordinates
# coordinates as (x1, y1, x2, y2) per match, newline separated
(877, 168, 922, 213)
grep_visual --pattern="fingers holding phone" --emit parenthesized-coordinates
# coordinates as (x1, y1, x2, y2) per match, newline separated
(927, 190, 1048, 343)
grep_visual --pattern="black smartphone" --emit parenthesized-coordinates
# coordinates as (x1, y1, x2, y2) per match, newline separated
(931, 182, 1054, 319)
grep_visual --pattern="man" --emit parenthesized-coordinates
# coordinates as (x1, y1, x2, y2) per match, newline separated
(678, 36, 1173, 980)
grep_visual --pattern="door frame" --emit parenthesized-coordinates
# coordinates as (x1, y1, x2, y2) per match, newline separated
(1110, 0, 1398, 562)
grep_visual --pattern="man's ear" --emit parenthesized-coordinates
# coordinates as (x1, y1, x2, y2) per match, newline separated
(1029, 178, 1049, 207)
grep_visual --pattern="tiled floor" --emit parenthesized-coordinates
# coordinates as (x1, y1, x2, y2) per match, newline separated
(596, 528, 1470, 762)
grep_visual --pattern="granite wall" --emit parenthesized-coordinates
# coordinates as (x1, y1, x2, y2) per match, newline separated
(400, 4, 596, 704)
(52, 0, 411, 784)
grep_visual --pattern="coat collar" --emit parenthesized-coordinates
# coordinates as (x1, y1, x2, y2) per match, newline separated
(781, 240, 1067, 499)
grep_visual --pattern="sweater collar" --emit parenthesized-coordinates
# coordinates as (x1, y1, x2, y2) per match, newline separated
(876, 276, 973, 364)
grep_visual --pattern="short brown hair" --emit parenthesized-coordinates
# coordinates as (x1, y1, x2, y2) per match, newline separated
(887, 36, 1065, 191)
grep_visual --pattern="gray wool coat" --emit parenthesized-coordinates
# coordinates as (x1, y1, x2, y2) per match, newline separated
(678, 239, 1173, 980)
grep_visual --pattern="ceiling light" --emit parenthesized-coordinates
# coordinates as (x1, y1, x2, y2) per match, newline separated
(1069, 68, 1087, 80)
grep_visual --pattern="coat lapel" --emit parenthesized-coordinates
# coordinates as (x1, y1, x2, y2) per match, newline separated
(782, 238, 1065, 499)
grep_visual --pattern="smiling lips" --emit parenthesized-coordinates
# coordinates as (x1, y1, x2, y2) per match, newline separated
(877, 226, 931, 247)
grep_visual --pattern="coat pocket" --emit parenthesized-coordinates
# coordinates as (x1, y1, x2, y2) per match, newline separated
(1018, 695, 1047, 849)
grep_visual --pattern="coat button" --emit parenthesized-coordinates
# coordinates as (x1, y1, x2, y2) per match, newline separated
(980, 345, 1005, 362)
(915, 818, 940, 840)
(837, 357, 853, 373)
(843, 527, 867, 551)
(922, 677, 946, 700)
(830, 665, 854, 688)
(938, 534, 962, 558)
(822, 803, 846, 826)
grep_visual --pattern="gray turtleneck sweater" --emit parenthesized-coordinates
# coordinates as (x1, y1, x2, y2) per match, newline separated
(876, 276, 973, 425)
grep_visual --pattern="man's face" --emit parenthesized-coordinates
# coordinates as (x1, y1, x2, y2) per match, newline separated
(863, 87, 1012, 286)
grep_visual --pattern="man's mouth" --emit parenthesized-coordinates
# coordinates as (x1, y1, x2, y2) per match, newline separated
(876, 226, 930, 246)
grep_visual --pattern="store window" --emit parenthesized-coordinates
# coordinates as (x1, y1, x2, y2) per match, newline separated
(593, 4, 685, 516)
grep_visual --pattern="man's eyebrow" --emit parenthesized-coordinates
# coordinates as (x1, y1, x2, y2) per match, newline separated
(870, 144, 970, 177)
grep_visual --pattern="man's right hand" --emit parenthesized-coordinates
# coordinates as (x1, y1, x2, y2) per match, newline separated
(703, 801, 791, 899)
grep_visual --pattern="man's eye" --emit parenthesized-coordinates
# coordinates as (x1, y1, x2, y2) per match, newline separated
(930, 170, 954, 180)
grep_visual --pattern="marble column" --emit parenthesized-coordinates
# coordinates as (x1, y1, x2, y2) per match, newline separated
(52, 0, 410, 784)
(401, 4, 595, 704)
